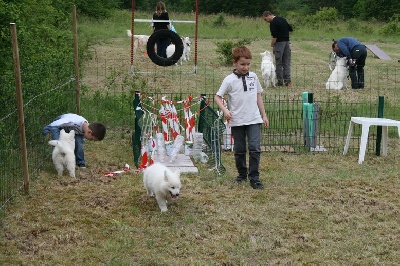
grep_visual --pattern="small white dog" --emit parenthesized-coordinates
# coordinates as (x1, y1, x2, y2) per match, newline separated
(143, 163, 181, 212)
(260, 50, 276, 88)
(166, 36, 190, 65)
(48, 129, 76, 178)
(166, 44, 183, 65)
(326, 57, 347, 90)
(182, 36, 191, 62)
(126, 30, 150, 54)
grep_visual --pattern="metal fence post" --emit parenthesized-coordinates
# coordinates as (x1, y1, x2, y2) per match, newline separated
(376, 96, 384, 156)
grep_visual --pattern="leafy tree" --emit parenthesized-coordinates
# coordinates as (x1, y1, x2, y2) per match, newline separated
(1, 0, 76, 115)
(355, 0, 400, 21)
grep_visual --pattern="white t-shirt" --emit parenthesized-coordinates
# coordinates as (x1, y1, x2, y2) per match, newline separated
(49, 113, 87, 135)
(216, 71, 263, 127)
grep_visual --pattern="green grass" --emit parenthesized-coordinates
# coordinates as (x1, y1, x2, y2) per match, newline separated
(0, 133, 399, 264)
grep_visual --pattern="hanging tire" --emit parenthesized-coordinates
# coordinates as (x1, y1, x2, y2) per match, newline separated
(147, 29, 184, 67)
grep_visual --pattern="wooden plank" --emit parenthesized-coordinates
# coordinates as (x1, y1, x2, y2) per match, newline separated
(152, 154, 198, 174)
(365, 44, 391, 60)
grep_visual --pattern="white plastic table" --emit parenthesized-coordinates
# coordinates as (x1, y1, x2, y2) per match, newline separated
(343, 117, 400, 164)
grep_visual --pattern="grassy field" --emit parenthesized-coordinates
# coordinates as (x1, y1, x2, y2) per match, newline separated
(1, 10, 399, 265)
(0, 133, 399, 264)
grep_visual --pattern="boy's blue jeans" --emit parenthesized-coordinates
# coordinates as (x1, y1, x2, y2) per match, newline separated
(43, 126, 85, 166)
(231, 123, 261, 181)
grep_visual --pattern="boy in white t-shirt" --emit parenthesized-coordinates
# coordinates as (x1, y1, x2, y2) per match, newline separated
(42, 113, 106, 168)
(214, 46, 269, 189)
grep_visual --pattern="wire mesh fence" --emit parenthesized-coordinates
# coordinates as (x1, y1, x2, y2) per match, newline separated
(198, 101, 226, 176)
(1, 54, 400, 210)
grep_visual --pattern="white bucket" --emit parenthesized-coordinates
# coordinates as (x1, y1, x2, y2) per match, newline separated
(165, 141, 174, 156)
(184, 141, 193, 155)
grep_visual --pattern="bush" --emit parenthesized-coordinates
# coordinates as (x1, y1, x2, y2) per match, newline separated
(213, 13, 228, 27)
(215, 39, 252, 66)
(305, 7, 339, 29)
(379, 15, 400, 36)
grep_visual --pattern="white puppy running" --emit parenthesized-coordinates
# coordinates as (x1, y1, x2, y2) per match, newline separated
(126, 30, 150, 54)
(48, 129, 76, 178)
(260, 50, 276, 88)
(143, 163, 181, 212)
(326, 57, 347, 90)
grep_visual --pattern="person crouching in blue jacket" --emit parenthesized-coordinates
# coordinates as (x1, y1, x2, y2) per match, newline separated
(332, 37, 367, 89)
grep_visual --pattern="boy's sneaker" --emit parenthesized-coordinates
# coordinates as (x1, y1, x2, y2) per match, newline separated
(235, 176, 247, 183)
(77, 163, 86, 169)
(250, 180, 264, 189)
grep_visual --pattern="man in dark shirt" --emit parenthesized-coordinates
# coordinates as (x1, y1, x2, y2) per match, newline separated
(263, 11, 293, 87)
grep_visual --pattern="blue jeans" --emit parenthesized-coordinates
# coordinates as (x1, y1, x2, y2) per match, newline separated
(231, 123, 261, 181)
(43, 125, 85, 166)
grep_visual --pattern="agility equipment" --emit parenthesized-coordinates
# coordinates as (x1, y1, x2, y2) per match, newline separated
(132, 92, 225, 175)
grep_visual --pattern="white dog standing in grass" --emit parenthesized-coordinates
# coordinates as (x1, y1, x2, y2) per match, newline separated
(126, 30, 149, 54)
(48, 129, 76, 178)
(143, 163, 181, 212)
(182, 36, 191, 61)
(260, 50, 276, 88)
(326, 57, 348, 90)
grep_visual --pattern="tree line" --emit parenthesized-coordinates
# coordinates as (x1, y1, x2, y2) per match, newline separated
(127, 0, 399, 22)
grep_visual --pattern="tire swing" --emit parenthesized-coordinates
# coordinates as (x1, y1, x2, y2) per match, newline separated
(146, 29, 184, 67)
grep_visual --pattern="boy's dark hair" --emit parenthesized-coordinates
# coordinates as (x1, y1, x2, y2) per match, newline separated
(332, 39, 337, 50)
(232, 46, 252, 62)
(89, 122, 106, 140)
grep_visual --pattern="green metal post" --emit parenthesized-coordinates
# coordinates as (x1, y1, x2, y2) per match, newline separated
(132, 91, 143, 168)
(198, 94, 207, 133)
(375, 96, 384, 156)
(302, 92, 309, 146)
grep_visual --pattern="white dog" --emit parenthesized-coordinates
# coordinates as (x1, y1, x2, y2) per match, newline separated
(182, 36, 191, 62)
(166, 44, 183, 65)
(126, 30, 149, 54)
(166, 36, 190, 65)
(326, 57, 347, 90)
(48, 129, 76, 178)
(143, 163, 181, 212)
(260, 50, 276, 88)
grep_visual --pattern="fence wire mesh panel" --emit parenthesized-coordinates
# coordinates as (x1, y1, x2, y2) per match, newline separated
(198, 104, 226, 176)
(1, 76, 76, 209)
(2, 52, 400, 209)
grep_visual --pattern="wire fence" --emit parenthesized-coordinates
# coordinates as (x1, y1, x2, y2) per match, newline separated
(1, 54, 400, 210)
